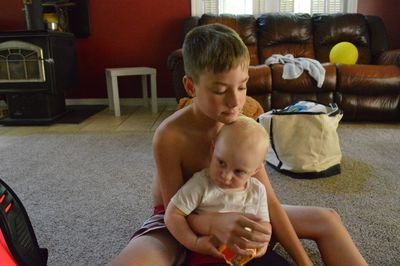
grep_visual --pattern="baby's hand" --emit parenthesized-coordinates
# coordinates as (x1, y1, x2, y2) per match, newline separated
(194, 236, 224, 259)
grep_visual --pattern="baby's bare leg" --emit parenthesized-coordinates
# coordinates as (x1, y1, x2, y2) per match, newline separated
(283, 205, 367, 266)
(108, 230, 181, 266)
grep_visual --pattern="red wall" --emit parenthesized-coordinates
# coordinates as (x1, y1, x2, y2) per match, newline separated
(0, 1, 398, 99)
(0, 0, 191, 99)
(0, 1, 26, 30)
(358, 0, 400, 49)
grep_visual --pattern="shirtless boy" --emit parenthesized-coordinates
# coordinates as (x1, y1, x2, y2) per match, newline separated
(110, 23, 367, 266)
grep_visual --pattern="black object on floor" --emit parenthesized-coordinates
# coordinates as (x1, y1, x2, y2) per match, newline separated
(0, 178, 48, 265)
(55, 105, 107, 124)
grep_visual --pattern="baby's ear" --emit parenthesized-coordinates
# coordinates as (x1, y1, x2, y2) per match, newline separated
(183, 75, 196, 97)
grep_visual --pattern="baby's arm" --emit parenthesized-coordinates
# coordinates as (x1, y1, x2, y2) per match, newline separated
(165, 202, 222, 258)
(164, 171, 223, 258)
(165, 203, 199, 250)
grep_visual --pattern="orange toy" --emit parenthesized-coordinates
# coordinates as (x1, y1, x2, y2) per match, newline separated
(219, 245, 256, 266)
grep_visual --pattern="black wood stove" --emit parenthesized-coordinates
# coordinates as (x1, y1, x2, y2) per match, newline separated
(0, 30, 78, 125)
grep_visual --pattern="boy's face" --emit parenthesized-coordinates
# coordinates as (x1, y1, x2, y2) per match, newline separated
(209, 138, 261, 190)
(186, 65, 249, 124)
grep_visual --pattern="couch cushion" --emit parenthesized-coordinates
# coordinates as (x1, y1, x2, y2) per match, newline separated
(247, 65, 272, 111)
(313, 13, 371, 64)
(199, 14, 259, 65)
(337, 64, 400, 95)
(257, 13, 314, 62)
(270, 63, 336, 110)
(336, 64, 400, 121)
(336, 94, 400, 121)
(271, 63, 336, 93)
(272, 91, 335, 110)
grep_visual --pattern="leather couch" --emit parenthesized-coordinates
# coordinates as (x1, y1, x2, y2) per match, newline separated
(167, 13, 400, 122)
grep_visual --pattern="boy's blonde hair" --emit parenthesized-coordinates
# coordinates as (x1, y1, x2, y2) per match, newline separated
(182, 23, 250, 83)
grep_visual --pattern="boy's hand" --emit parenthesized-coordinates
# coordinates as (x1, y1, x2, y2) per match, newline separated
(255, 242, 269, 258)
(255, 221, 272, 257)
(193, 235, 224, 259)
(255, 221, 271, 258)
(210, 212, 271, 256)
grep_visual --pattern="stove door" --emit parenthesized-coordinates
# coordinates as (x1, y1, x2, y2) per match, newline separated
(0, 40, 46, 83)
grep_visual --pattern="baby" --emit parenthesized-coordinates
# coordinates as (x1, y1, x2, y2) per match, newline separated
(165, 116, 270, 265)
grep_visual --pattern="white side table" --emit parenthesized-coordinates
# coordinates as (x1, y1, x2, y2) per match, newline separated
(105, 67, 158, 116)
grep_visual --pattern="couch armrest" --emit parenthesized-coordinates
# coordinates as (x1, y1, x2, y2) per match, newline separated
(167, 49, 187, 102)
(183, 16, 200, 37)
(375, 49, 400, 66)
(167, 49, 183, 71)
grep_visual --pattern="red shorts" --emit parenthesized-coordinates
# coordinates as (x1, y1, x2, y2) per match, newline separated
(131, 206, 187, 265)
(132, 207, 276, 266)
(187, 252, 227, 266)
(130, 206, 167, 240)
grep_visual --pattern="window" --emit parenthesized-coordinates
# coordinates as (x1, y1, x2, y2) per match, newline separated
(191, 0, 357, 16)
(279, 0, 294, 12)
(281, 0, 344, 14)
(192, 0, 255, 15)
(200, 0, 253, 15)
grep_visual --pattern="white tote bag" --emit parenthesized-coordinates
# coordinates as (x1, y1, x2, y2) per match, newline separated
(258, 101, 343, 179)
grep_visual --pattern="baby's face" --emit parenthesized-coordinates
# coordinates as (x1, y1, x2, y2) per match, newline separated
(209, 140, 261, 190)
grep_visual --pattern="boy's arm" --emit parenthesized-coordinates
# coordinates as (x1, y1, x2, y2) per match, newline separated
(153, 124, 186, 207)
(254, 167, 313, 266)
(165, 202, 222, 258)
(187, 210, 271, 255)
(253, 181, 271, 258)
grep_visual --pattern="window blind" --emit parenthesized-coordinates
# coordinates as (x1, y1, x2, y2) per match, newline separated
(280, 0, 294, 12)
(194, 0, 350, 15)
(203, 0, 252, 15)
(312, 0, 325, 13)
(327, 0, 342, 13)
(204, 0, 218, 14)
(280, 0, 344, 13)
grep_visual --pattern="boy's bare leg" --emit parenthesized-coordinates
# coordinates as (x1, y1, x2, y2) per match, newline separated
(283, 205, 368, 266)
(108, 230, 181, 266)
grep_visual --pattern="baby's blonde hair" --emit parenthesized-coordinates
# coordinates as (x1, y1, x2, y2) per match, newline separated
(183, 24, 250, 84)
(216, 116, 269, 163)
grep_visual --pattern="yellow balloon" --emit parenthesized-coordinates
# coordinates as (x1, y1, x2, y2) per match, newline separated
(329, 42, 359, 64)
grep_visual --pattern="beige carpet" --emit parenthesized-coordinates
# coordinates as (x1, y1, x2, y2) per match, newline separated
(270, 123, 400, 265)
(0, 123, 398, 265)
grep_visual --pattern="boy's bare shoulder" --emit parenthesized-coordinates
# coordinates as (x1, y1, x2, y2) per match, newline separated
(153, 105, 212, 179)
(154, 106, 193, 143)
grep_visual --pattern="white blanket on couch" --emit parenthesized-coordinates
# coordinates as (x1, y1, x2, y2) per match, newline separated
(265, 54, 326, 88)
